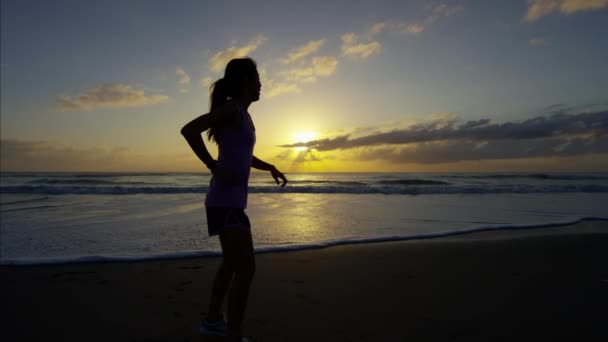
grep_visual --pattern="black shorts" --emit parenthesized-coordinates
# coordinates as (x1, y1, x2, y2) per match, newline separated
(205, 206, 251, 236)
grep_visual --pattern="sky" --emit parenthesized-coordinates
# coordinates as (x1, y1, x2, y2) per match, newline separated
(1, 0, 607, 172)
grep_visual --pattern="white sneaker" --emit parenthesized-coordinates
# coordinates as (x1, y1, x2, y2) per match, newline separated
(199, 313, 228, 337)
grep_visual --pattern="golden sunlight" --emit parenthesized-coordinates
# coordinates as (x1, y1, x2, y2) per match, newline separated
(292, 132, 318, 151)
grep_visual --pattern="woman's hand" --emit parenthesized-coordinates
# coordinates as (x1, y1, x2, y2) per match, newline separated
(270, 166, 288, 187)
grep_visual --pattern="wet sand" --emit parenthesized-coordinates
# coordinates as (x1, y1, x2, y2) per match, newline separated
(2, 220, 607, 341)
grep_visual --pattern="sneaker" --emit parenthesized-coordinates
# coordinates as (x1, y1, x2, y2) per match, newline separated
(200, 314, 228, 337)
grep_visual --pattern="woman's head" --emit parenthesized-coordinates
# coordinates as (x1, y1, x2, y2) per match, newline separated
(207, 57, 260, 142)
(209, 57, 260, 111)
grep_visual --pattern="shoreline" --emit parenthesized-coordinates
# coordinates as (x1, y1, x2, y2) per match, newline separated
(3, 220, 608, 341)
(2, 217, 607, 267)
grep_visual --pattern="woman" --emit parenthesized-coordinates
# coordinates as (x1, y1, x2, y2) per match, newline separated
(180, 57, 287, 342)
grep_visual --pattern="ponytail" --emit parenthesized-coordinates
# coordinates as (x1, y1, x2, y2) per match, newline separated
(206, 57, 258, 143)
(210, 78, 228, 111)
(207, 78, 228, 142)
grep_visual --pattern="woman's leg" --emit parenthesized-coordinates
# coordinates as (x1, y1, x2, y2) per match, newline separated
(206, 259, 234, 321)
(219, 226, 256, 338)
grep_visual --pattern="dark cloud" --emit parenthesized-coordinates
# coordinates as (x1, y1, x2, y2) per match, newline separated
(279, 110, 608, 151)
(0, 139, 184, 171)
(0, 139, 131, 171)
(0, 139, 223, 172)
(277, 110, 608, 164)
(353, 135, 608, 164)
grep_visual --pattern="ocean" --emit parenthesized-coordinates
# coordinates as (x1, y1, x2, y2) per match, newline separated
(1, 172, 607, 265)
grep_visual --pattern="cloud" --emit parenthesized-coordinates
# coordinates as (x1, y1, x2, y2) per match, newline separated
(280, 39, 325, 64)
(312, 56, 338, 76)
(367, 22, 388, 38)
(281, 111, 608, 150)
(341, 33, 382, 59)
(399, 23, 425, 34)
(278, 110, 608, 163)
(525, 0, 608, 21)
(259, 68, 301, 98)
(352, 135, 608, 164)
(263, 42, 338, 97)
(0, 139, 199, 171)
(280, 56, 338, 83)
(280, 67, 316, 83)
(199, 77, 214, 89)
(264, 81, 301, 97)
(176, 66, 191, 93)
(398, 3, 463, 35)
(0, 139, 130, 171)
(54, 84, 169, 111)
(529, 37, 551, 46)
(208, 34, 267, 72)
(429, 3, 464, 19)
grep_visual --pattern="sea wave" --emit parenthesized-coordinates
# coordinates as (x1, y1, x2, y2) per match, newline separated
(376, 179, 449, 185)
(0, 196, 49, 205)
(26, 178, 156, 185)
(2, 217, 606, 266)
(0, 205, 61, 213)
(443, 173, 608, 180)
(1, 172, 183, 178)
(2, 184, 608, 195)
(263, 180, 366, 186)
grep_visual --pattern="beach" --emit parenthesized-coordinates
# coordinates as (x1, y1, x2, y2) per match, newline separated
(2, 220, 607, 341)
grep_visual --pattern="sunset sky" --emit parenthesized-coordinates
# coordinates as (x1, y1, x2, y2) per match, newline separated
(1, 0, 607, 172)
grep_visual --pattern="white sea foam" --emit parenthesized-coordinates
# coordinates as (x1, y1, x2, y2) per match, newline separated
(2, 216, 606, 266)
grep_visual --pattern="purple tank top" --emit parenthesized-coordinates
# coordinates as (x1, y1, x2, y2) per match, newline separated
(205, 106, 256, 208)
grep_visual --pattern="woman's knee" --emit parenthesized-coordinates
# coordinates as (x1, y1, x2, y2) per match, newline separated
(218, 226, 255, 278)
(218, 259, 235, 275)
(235, 257, 256, 280)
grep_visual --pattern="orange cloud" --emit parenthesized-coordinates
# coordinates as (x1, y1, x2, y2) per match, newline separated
(397, 3, 463, 35)
(525, 0, 608, 21)
(340, 33, 381, 59)
(280, 56, 338, 83)
(176, 66, 191, 93)
(208, 34, 267, 72)
(55, 84, 168, 111)
(280, 39, 326, 64)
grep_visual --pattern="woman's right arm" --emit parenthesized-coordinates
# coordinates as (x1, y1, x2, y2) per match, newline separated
(180, 102, 239, 170)
(180, 113, 217, 169)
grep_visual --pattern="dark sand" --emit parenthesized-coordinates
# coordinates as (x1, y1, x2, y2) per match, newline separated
(2, 220, 608, 341)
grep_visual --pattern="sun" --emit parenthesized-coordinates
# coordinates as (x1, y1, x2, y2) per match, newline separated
(292, 132, 318, 151)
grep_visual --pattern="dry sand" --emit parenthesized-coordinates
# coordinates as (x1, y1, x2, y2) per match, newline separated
(2, 220, 607, 341)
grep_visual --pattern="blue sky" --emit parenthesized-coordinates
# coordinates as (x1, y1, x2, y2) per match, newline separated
(1, 0, 607, 172)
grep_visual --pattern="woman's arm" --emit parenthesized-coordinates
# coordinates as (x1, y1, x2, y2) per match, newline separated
(251, 156, 274, 171)
(180, 113, 217, 170)
(180, 102, 239, 170)
(252, 156, 288, 186)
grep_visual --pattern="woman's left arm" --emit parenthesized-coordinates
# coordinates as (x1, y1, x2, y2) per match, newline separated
(252, 156, 288, 186)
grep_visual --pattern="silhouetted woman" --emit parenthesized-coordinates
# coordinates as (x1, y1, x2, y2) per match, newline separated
(181, 57, 287, 342)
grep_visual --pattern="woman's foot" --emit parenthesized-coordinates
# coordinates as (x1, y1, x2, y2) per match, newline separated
(226, 330, 251, 342)
(200, 312, 228, 337)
